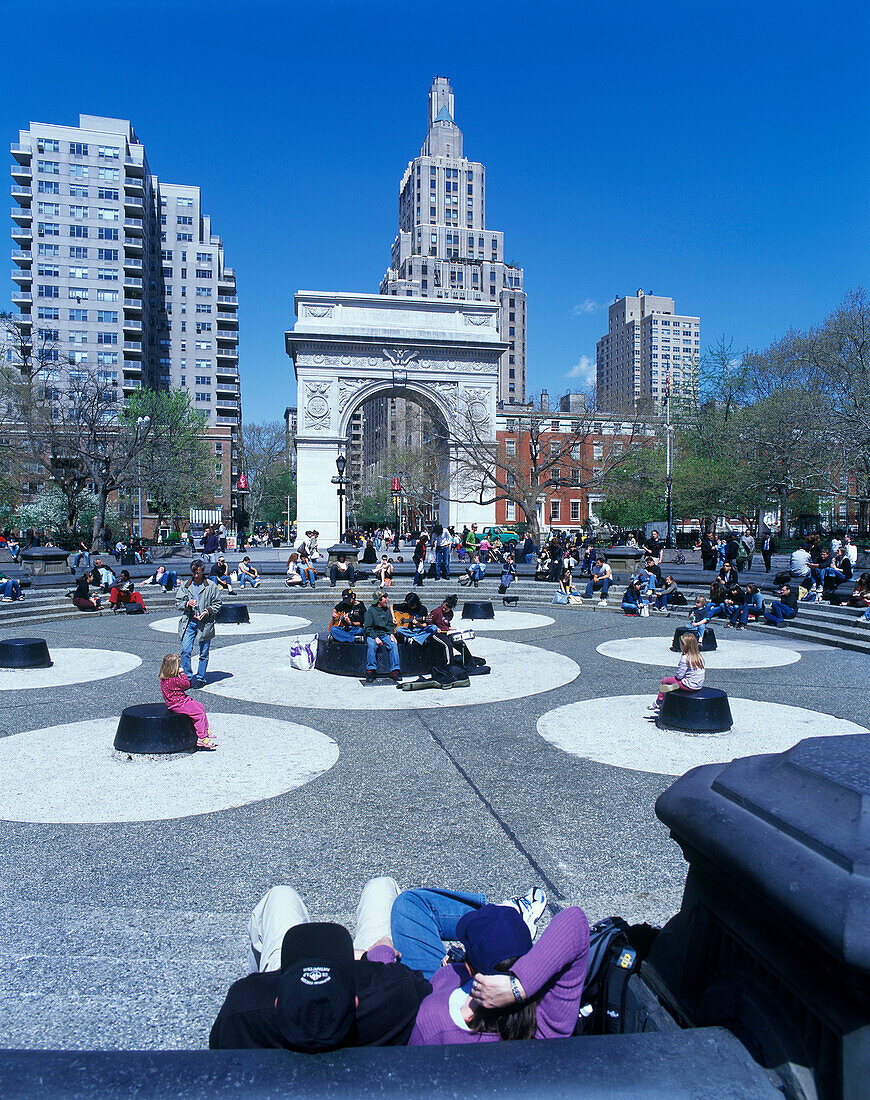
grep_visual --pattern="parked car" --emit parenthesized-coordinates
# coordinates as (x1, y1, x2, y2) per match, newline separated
(480, 526, 520, 552)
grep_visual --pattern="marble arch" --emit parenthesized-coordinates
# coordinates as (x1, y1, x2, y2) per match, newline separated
(285, 292, 508, 543)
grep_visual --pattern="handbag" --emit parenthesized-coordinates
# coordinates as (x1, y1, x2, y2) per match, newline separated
(552, 589, 569, 605)
(289, 634, 318, 671)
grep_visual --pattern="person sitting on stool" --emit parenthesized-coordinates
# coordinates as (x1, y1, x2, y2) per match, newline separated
(328, 588, 364, 642)
(330, 554, 357, 588)
(363, 590, 401, 682)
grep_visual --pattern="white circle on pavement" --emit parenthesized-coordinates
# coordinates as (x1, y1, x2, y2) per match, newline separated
(202, 635, 580, 711)
(597, 636, 800, 670)
(0, 648, 141, 691)
(462, 611, 555, 632)
(537, 695, 868, 776)
(0, 714, 339, 822)
(149, 614, 310, 636)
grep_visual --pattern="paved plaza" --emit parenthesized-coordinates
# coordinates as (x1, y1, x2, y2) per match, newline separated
(0, 599, 865, 1051)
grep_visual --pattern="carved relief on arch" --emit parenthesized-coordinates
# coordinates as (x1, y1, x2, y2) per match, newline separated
(383, 347, 418, 368)
(304, 381, 332, 431)
(338, 378, 368, 413)
(303, 304, 335, 319)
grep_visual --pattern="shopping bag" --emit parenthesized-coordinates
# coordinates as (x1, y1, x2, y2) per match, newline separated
(289, 634, 318, 671)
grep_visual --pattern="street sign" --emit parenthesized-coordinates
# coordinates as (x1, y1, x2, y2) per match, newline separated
(237, 473, 249, 491)
(391, 476, 401, 492)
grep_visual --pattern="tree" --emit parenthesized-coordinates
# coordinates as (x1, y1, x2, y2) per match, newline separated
(362, 439, 449, 530)
(240, 421, 290, 522)
(258, 467, 296, 526)
(131, 390, 213, 535)
(0, 314, 93, 534)
(451, 392, 655, 544)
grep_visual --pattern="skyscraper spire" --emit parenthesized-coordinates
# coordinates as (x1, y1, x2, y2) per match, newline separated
(422, 77, 463, 159)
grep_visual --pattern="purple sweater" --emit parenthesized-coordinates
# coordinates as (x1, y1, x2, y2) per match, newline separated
(408, 907, 590, 1046)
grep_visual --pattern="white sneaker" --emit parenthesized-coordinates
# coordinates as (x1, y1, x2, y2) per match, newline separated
(501, 886, 547, 937)
(598, 599, 608, 607)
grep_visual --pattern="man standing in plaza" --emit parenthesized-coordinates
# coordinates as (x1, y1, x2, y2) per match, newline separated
(175, 559, 222, 687)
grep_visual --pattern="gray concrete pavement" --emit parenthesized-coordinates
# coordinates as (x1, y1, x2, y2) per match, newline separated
(0, 600, 865, 1050)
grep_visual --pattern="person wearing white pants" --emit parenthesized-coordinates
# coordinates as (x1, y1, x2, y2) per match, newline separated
(248, 876, 400, 973)
(210, 876, 431, 1051)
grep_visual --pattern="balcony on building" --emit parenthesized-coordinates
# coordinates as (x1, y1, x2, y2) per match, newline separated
(11, 185, 32, 206)
(216, 382, 240, 397)
(123, 317, 143, 334)
(124, 234, 144, 256)
(12, 249, 32, 267)
(216, 310, 238, 325)
(123, 193, 145, 214)
(123, 296, 143, 314)
(10, 142, 32, 165)
(217, 294, 237, 308)
(215, 366, 239, 381)
(12, 289, 32, 306)
(11, 268, 33, 285)
(124, 157, 145, 178)
(123, 341, 143, 356)
(11, 206, 32, 226)
(123, 216, 144, 236)
(10, 162, 32, 184)
(123, 255, 143, 272)
(217, 329, 238, 345)
(216, 347, 238, 361)
(215, 415, 238, 425)
(123, 276, 143, 293)
(15, 313, 33, 328)
(124, 178, 145, 197)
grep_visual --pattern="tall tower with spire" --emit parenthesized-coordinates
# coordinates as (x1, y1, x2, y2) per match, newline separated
(380, 77, 526, 404)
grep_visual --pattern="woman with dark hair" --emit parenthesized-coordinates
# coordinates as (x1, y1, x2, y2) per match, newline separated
(390, 886, 589, 1045)
(72, 571, 102, 613)
(108, 569, 146, 612)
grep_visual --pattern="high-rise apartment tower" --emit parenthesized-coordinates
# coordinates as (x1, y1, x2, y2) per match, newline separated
(380, 77, 526, 405)
(596, 290, 700, 413)
(9, 115, 241, 521)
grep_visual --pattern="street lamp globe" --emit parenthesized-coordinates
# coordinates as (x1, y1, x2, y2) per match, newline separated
(335, 453, 347, 479)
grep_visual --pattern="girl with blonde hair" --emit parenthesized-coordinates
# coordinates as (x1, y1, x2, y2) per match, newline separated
(649, 632, 705, 713)
(159, 654, 215, 750)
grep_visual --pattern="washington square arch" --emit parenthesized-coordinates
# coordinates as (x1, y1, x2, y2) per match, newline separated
(285, 291, 508, 544)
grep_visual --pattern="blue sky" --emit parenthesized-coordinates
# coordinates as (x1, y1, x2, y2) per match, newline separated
(3, 0, 867, 422)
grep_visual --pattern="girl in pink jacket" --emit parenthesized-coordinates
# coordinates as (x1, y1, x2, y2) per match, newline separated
(159, 653, 215, 750)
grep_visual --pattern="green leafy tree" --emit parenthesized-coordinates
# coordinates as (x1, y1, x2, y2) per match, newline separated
(258, 467, 297, 526)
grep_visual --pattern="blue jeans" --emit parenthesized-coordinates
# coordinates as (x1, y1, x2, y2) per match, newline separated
(1, 579, 21, 599)
(330, 626, 361, 642)
(73, 552, 90, 569)
(585, 578, 611, 598)
(435, 545, 450, 579)
(300, 566, 316, 587)
(470, 564, 484, 581)
(180, 619, 211, 679)
(391, 888, 487, 979)
(764, 601, 796, 625)
(239, 572, 258, 588)
(366, 633, 400, 672)
(159, 571, 178, 591)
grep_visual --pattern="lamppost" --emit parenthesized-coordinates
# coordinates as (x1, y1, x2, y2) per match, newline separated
(335, 453, 347, 540)
(135, 415, 151, 538)
(664, 382, 674, 549)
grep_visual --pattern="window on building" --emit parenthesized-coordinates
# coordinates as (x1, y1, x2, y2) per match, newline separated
(550, 500, 560, 522)
(570, 501, 581, 522)
(97, 207, 119, 221)
(97, 248, 118, 260)
(69, 164, 89, 179)
(97, 228, 118, 240)
(505, 501, 516, 522)
(37, 307, 60, 320)
(505, 439, 516, 456)
(97, 167, 119, 181)
(96, 290, 118, 301)
(68, 266, 88, 279)
(96, 310, 118, 323)
(97, 188, 118, 201)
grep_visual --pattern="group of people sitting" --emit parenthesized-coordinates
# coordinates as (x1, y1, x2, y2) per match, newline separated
(210, 877, 589, 1051)
(326, 587, 487, 683)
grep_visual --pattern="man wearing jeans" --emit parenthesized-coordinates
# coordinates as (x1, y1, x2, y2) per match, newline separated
(763, 583, 798, 626)
(363, 590, 402, 682)
(584, 557, 612, 604)
(434, 524, 453, 580)
(209, 877, 431, 1050)
(175, 559, 222, 687)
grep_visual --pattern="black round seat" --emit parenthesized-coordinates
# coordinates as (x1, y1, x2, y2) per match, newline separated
(0, 637, 52, 669)
(656, 687, 733, 734)
(114, 704, 197, 754)
(462, 601, 495, 620)
(671, 627, 717, 652)
(314, 633, 440, 677)
(216, 603, 250, 624)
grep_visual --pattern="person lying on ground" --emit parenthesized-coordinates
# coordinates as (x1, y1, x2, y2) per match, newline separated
(390, 885, 589, 1046)
(210, 877, 431, 1051)
(144, 565, 178, 591)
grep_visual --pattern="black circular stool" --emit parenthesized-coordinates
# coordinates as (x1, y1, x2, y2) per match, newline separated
(0, 637, 52, 669)
(314, 634, 439, 677)
(671, 627, 717, 652)
(216, 603, 250, 624)
(462, 601, 495, 620)
(656, 687, 733, 734)
(114, 704, 198, 754)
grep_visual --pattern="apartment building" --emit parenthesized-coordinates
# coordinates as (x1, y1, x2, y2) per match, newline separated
(596, 290, 700, 413)
(380, 77, 527, 405)
(9, 114, 240, 527)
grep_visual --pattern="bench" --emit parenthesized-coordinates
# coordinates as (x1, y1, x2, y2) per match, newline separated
(671, 627, 717, 652)
(114, 704, 197, 754)
(314, 633, 439, 678)
(0, 637, 52, 669)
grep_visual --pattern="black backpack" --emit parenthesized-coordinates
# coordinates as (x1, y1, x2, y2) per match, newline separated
(572, 917, 655, 1035)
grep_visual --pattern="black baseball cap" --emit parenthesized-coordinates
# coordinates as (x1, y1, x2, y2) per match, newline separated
(276, 922, 357, 1052)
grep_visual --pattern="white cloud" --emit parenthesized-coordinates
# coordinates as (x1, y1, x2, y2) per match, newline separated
(566, 355, 596, 383)
(572, 299, 605, 316)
